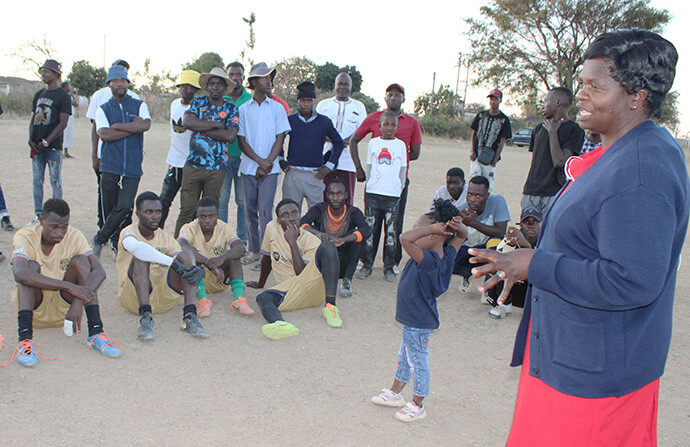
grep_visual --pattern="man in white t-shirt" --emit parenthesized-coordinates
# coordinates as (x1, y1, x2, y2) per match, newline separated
(316, 73, 367, 204)
(158, 70, 200, 229)
(356, 111, 407, 282)
(427, 167, 467, 211)
(86, 59, 140, 247)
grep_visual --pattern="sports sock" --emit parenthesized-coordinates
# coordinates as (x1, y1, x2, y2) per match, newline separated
(139, 304, 152, 316)
(196, 278, 207, 300)
(183, 304, 197, 317)
(85, 305, 103, 337)
(325, 296, 336, 306)
(18, 310, 33, 341)
(230, 279, 245, 301)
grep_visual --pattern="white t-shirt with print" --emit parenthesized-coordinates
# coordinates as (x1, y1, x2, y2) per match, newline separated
(166, 98, 192, 168)
(365, 137, 407, 197)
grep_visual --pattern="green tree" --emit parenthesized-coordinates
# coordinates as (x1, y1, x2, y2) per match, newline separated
(658, 91, 680, 136)
(414, 85, 462, 118)
(272, 56, 319, 109)
(9, 36, 60, 77)
(184, 52, 225, 74)
(465, 0, 670, 109)
(134, 57, 176, 95)
(351, 92, 380, 114)
(239, 12, 257, 68)
(67, 60, 107, 97)
(315, 62, 363, 93)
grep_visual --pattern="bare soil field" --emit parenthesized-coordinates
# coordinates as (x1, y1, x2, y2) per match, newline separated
(0, 116, 687, 446)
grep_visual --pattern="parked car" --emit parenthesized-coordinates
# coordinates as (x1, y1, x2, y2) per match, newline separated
(508, 128, 533, 147)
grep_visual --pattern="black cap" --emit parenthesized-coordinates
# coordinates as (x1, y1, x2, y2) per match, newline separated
(297, 81, 316, 99)
(39, 59, 62, 75)
(112, 59, 130, 70)
(520, 207, 543, 222)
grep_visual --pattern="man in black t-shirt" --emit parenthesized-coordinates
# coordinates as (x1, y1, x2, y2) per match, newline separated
(29, 59, 72, 219)
(300, 178, 371, 297)
(521, 87, 584, 216)
(469, 88, 512, 192)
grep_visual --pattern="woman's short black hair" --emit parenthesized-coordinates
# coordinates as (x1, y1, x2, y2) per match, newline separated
(583, 29, 677, 119)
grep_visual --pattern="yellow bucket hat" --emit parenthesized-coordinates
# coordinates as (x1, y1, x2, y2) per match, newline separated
(176, 69, 201, 89)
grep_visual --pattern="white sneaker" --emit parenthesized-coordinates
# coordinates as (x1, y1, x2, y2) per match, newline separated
(480, 292, 493, 305)
(458, 276, 471, 293)
(395, 401, 427, 422)
(392, 265, 400, 275)
(371, 388, 406, 407)
(489, 303, 513, 319)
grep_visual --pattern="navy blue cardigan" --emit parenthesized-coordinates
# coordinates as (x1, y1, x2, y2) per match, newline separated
(99, 95, 146, 178)
(286, 113, 344, 168)
(512, 121, 689, 398)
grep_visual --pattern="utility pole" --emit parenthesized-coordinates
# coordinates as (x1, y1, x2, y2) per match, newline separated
(431, 72, 436, 115)
(455, 53, 462, 97)
(462, 57, 471, 115)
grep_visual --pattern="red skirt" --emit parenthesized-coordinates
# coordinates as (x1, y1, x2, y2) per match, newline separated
(506, 322, 659, 447)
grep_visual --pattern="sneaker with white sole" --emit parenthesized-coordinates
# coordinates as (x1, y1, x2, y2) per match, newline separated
(395, 401, 427, 422)
(458, 276, 471, 293)
(371, 388, 406, 407)
(480, 292, 494, 305)
(339, 278, 353, 297)
(489, 303, 513, 319)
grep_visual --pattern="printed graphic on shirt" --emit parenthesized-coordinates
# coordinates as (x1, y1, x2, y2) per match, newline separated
(377, 148, 392, 165)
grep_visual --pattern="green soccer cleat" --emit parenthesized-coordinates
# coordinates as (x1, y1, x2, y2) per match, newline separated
(323, 303, 342, 328)
(262, 321, 299, 340)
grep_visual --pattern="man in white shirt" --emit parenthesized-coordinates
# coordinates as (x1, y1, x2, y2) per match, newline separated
(237, 62, 291, 264)
(158, 70, 200, 229)
(86, 59, 140, 248)
(316, 73, 367, 204)
(427, 167, 467, 211)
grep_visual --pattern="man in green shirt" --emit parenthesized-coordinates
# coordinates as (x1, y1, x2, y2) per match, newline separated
(220, 62, 252, 248)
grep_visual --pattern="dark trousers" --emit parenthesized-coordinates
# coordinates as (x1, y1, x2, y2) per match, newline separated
(94, 167, 103, 229)
(96, 172, 139, 245)
(453, 242, 491, 278)
(159, 166, 183, 229)
(256, 241, 339, 323)
(175, 166, 226, 237)
(338, 240, 361, 280)
(487, 280, 528, 307)
(361, 192, 399, 271)
(394, 178, 410, 266)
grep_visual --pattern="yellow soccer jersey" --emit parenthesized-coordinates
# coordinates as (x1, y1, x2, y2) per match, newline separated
(116, 224, 181, 288)
(11, 223, 93, 280)
(261, 220, 321, 285)
(178, 219, 240, 259)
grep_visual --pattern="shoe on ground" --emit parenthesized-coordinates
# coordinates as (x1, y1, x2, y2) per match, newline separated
(1, 216, 14, 231)
(241, 252, 260, 265)
(384, 269, 396, 282)
(395, 401, 427, 422)
(392, 265, 400, 275)
(197, 297, 213, 318)
(64, 152, 74, 159)
(480, 292, 493, 305)
(323, 303, 342, 328)
(180, 313, 209, 339)
(0, 251, 5, 262)
(356, 266, 372, 279)
(231, 297, 255, 315)
(138, 314, 155, 341)
(252, 260, 262, 271)
(16, 339, 40, 367)
(339, 278, 353, 297)
(88, 332, 122, 358)
(92, 236, 103, 259)
(29, 216, 41, 226)
(262, 321, 299, 340)
(489, 303, 513, 319)
(459, 276, 471, 293)
(371, 388, 406, 407)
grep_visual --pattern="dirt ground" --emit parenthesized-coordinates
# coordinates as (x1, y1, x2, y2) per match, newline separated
(0, 116, 687, 446)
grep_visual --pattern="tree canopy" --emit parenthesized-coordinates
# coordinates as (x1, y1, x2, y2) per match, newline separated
(465, 0, 670, 108)
(67, 60, 107, 97)
(184, 52, 225, 75)
(413, 85, 462, 118)
(314, 62, 363, 93)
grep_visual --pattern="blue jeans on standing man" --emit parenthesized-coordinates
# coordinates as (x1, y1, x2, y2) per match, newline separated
(395, 326, 434, 397)
(32, 148, 62, 215)
(218, 156, 247, 242)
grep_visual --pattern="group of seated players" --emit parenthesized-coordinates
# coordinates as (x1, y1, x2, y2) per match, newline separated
(2, 169, 540, 367)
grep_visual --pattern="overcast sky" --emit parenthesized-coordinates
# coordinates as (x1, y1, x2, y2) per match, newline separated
(2, 0, 688, 135)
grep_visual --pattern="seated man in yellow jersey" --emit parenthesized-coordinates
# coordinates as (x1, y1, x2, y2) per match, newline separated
(247, 199, 342, 339)
(178, 197, 252, 317)
(7, 198, 121, 368)
(116, 191, 207, 341)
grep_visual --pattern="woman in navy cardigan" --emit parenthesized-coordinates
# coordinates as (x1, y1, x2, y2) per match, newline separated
(470, 30, 688, 446)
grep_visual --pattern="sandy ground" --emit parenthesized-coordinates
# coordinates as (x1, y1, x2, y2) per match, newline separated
(0, 116, 688, 447)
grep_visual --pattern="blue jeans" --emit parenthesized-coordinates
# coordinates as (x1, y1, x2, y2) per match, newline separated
(32, 149, 62, 215)
(0, 183, 8, 215)
(219, 156, 247, 242)
(395, 326, 434, 397)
